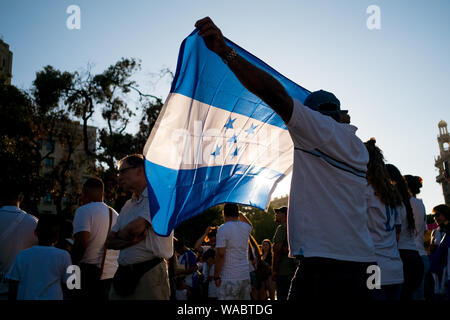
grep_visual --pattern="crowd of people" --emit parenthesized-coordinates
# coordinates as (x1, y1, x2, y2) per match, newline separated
(1, 17, 449, 301)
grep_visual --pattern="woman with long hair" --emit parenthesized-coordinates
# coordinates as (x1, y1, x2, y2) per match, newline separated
(386, 163, 424, 300)
(364, 139, 404, 300)
(404, 174, 429, 300)
(260, 239, 275, 300)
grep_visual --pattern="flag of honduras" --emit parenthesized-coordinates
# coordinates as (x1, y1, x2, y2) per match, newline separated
(143, 29, 310, 236)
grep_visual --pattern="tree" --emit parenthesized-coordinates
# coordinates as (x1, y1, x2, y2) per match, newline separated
(243, 205, 278, 244)
(175, 206, 223, 248)
(2, 59, 170, 218)
(0, 82, 41, 212)
(66, 67, 98, 158)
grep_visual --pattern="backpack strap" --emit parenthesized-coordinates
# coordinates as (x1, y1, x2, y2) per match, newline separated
(99, 207, 113, 278)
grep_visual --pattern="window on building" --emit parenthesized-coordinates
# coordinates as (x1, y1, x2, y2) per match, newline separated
(43, 194, 52, 204)
(46, 140, 55, 151)
(44, 157, 54, 168)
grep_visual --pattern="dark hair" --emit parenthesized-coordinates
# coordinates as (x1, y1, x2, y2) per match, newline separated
(404, 175, 423, 196)
(83, 177, 104, 192)
(174, 238, 185, 252)
(0, 183, 21, 203)
(433, 204, 450, 221)
(262, 239, 273, 264)
(223, 203, 239, 217)
(364, 139, 402, 207)
(386, 164, 415, 234)
(202, 248, 216, 261)
(36, 214, 61, 242)
(118, 154, 145, 168)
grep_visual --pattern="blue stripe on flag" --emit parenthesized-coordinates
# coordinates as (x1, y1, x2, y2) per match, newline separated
(144, 29, 311, 236)
(145, 160, 283, 236)
(171, 30, 310, 129)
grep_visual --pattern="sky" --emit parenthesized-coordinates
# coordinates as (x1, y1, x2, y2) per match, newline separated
(1, 0, 449, 214)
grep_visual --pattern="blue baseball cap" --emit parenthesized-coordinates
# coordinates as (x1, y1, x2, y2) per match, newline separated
(304, 90, 347, 115)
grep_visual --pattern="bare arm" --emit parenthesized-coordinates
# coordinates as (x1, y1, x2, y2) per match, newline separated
(395, 225, 401, 243)
(271, 242, 283, 281)
(71, 231, 90, 265)
(194, 226, 211, 252)
(195, 17, 293, 124)
(106, 231, 137, 250)
(105, 217, 149, 250)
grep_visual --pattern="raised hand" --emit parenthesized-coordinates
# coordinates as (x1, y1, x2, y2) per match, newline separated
(195, 17, 229, 57)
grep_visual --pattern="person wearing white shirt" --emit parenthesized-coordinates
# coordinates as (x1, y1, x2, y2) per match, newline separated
(106, 154, 173, 300)
(6, 215, 72, 300)
(202, 248, 218, 300)
(0, 189, 38, 299)
(386, 164, 424, 300)
(364, 139, 404, 300)
(72, 177, 119, 300)
(195, 17, 377, 300)
(404, 175, 429, 300)
(214, 204, 252, 300)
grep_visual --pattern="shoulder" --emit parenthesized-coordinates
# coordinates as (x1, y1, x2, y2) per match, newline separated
(239, 221, 252, 232)
(17, 246, 35, 259)
(288, 99, 334, 130)
(21, 211, 38, 226)
(273, 224, 286, 238)
(74, 203, 93, 217)
(49, 246, 71, 260)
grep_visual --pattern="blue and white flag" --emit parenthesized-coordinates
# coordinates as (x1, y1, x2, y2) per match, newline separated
(143, 30, 310, 236)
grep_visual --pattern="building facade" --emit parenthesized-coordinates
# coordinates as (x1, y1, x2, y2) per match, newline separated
(0, 38, 13, 85)
(435, 120, 450, 205)
(38, 121, 97, 215)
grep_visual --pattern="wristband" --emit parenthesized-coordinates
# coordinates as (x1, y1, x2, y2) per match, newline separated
(222, 48, 238, 65)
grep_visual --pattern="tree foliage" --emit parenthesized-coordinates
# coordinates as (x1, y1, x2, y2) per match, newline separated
(1, 58, 165, 219)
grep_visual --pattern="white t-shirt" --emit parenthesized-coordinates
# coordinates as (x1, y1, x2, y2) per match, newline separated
(0, 206, 38, 294)
(410, 197, 427, 256)
(175, 288, 188, 300)
(6, 246, 72, 300)
(205, 263, 217, 298)
(397, 205, 419, 251)
(111, 188, 173, 265)
(286, 99, 375, 262)
(177, 250, 196, 287)
(215, 221, 251, 281)
(73, 202, 119, 280)
(365, 185, 404, 285)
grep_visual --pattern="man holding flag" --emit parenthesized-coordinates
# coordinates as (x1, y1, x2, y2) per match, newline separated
(195, 17, 376, 300)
